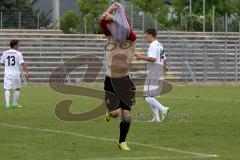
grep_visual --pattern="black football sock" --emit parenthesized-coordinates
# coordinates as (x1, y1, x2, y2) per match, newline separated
(119, 118, 131, 143)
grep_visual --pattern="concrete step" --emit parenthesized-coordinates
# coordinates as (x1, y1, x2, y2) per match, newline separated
(0, 29, 63, 34)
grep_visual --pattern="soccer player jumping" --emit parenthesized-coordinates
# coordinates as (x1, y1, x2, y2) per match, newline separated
(100, 2, 136, 150)
(1, 40, 29, 108)
(135, 28, 170, 122)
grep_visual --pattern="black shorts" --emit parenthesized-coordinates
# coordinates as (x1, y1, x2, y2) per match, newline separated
(104, 75, 136, 111)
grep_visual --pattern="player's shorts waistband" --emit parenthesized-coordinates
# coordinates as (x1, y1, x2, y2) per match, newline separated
(105, 75, 131, 80)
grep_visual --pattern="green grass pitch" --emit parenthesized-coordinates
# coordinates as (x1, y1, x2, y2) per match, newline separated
(0, 85, 240, 160)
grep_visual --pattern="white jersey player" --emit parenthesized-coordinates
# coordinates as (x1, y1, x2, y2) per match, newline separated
(135, 28, 169, 122)
(1, 40, 29, 108)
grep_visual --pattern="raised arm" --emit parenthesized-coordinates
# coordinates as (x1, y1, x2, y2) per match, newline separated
(100, 2, 120, 21)
(99, 3, 120, 37)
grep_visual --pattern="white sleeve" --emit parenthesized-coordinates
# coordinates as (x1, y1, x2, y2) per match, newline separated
(0, 53, 5, 64)
(147, 44, 157, 59)
(18, 52, 24, 64)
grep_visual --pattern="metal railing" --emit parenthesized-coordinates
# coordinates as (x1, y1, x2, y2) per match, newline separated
(179, 43, 240, 83)
(0, 12, 50, 29)
(0, 35, 239, 83)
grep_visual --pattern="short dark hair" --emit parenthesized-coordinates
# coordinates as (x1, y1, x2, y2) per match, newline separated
(10, 40, 19, 48)
(145, 28, 157, 38)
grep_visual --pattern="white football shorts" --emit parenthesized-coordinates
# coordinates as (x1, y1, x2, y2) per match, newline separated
(4, 77, 21, 90)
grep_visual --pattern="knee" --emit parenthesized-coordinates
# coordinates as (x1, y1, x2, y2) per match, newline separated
(144, 97, 152, 103)
(110, 112, 119, 118)
(121, 110, 131, 122)
(145, 97, 158, 107)
(109, 108, 121, 118)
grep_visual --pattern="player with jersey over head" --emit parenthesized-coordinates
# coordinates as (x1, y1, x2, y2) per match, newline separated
(100, 2, 136, 150)
(1, 40, 29, 108)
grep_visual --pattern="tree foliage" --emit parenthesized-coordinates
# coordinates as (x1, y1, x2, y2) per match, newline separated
(129, 0, 240, 31)
(77, 0, 109, 33)
(130, 0, 170, 27)
(59, 0, 240, 33)
(172, 0, 239, 31)
(60, 11, 80, 34)
(0, 0, 32, 11)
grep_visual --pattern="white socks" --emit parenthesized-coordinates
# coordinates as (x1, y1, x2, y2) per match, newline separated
(150, 104, 160, 120)
(5, 90, 20, 106)
(5, 90, 10, 106)
(13, 90, 20, 106)
(145, 97, 166, 120)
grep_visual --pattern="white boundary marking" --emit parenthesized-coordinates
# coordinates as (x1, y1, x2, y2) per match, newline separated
(0, 123, 219, 158)
(161, 96, 240, 102)
(85, 155, 211, 160)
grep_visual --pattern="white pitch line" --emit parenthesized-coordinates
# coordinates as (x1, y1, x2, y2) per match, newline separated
(85, 155, 210, 160)
(161, 96, 240, 102)
(0, 123, 219, 158)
